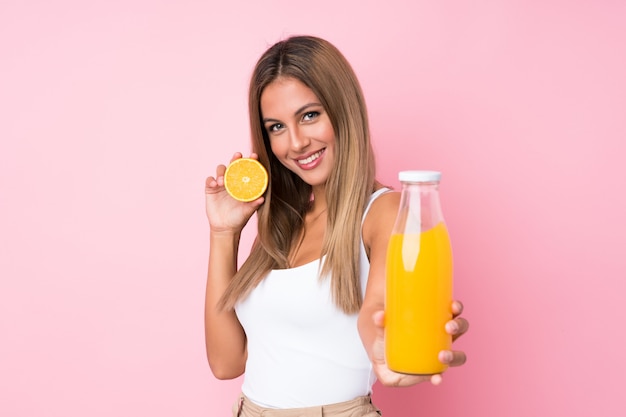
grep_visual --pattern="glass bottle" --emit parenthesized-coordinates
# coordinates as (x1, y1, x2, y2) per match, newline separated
(385, 170, 453, 375)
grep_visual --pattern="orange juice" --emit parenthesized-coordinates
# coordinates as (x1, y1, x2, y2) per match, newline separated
(385, 222, 453, 375)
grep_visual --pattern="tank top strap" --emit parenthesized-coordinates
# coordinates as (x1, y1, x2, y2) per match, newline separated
(362, 187, 393, 225)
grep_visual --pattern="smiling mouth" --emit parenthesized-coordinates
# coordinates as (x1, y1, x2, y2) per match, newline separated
(297, 149, 325, 165)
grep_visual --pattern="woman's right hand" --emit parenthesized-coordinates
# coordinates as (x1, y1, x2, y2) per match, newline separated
(205, 152, 265, 234)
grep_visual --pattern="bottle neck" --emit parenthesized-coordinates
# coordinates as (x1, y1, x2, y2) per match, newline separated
(397, 181, 444, 233)
(401, 181, 440, 190)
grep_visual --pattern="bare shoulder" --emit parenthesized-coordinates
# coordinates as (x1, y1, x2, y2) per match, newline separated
(362, 189, 401, 250)
(367, 189, 401, 220)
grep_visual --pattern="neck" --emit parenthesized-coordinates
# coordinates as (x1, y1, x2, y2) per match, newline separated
(310, 192, 327, 214)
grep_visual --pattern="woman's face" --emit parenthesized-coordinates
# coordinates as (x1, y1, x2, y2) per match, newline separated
(260, 77, 336, 188)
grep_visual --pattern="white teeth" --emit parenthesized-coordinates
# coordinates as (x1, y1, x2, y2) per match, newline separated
(298, 150, 323, 165)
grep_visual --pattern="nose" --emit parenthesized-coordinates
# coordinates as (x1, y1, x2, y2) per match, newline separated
(288, 126, 311, 152)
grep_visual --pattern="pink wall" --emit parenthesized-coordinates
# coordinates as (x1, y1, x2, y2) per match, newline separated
(1, 1, 624, 416)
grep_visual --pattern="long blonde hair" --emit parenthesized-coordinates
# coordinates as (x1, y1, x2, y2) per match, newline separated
(219, 35, 376, 314)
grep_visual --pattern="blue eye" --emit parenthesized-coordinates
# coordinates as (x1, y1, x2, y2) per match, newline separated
(268, 123, 283, 133)
(303, 111, 319, 121)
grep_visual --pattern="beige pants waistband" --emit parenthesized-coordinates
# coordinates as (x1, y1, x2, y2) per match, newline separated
(233, 394, 381, 417)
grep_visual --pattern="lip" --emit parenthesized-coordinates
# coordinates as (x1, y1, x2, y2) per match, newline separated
(294, 148, 326, 170)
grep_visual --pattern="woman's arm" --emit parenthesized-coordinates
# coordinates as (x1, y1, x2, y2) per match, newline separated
(358, 190, 468, 386)
(203, 153, 264, 379)
(204, 230, 247, 379)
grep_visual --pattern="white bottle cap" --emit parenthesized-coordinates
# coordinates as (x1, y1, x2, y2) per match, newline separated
(398, 170, 442, 182)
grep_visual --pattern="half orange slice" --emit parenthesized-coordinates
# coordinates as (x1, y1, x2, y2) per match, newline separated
(224, 158, 269, 202)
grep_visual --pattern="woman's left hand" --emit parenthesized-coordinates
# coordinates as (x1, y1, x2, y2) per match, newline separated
(370, 300, 469, 387)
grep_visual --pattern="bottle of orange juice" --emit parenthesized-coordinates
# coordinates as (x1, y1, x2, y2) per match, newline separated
(385, 170, 453, 375)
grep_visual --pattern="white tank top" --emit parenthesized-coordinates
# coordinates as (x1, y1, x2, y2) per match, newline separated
(235, 188, 390, 408)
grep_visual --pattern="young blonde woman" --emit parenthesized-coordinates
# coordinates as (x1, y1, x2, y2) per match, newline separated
(204, 35, 468, 416)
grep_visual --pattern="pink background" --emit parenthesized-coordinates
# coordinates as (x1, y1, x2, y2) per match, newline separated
(1, 1, 625, 416)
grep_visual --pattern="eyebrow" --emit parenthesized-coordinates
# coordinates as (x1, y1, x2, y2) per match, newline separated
(262, 102, 322, 124)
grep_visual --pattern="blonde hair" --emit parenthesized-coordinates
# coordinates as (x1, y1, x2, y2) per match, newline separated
(219, 35, 376, 314)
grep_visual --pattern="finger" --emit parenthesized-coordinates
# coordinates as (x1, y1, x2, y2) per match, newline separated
(451, 300, 464, 317)
(230, 152, 243, 163)
(213, 164, 227, 187)
(250, 196, 265, 207)
(369, 311, 387, 365)
(430, 374, 443, 386)
(439, 350, 467, 367)
(205, 176, 217, 188)
(205, 175, 224, 191)
(445, 317, 469, 341)
(216, 164, 227, 177)
(372, 311, 385, 329)
(445, 317, 469, 335)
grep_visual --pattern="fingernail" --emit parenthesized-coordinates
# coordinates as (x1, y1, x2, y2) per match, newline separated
(440, 351, 453, 363)
(431, 374, 443, 386)
(446, 321, 459, 334)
